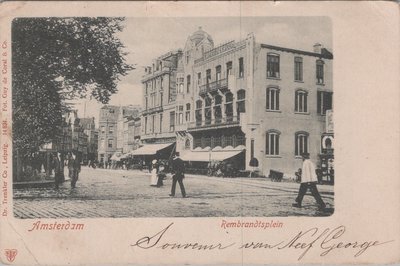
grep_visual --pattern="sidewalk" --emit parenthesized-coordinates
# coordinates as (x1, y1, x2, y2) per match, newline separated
(13, 167, 334, 218)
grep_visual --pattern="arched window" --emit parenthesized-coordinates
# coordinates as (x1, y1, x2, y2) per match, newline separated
(266, 87, 280, 111)
(295, 131, 309, 156)
(266, 130, 281, 155)
(295, 89, 308, 113)
(267, 53, 280, 78)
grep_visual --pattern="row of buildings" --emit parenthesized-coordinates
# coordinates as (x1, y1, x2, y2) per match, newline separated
(97, 105, 142, 163)
(135, 27, 334, 177)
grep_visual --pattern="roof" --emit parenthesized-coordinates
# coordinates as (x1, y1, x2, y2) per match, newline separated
(190, 27, 214, 46)
(261, 44, 333, 59)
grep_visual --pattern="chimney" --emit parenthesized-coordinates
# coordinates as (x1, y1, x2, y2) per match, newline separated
(313, 43, 322, 53)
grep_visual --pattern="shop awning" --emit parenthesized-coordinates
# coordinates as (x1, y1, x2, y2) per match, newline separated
(180, 150, 243, 162)
(129, 143, 174, 156)
(111, 152, 123, 161)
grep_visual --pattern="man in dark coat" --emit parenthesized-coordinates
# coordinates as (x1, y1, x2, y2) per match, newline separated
(68, 151, 81, 188)
(54, 152, 64, 189)
(169, 152, 186, 198)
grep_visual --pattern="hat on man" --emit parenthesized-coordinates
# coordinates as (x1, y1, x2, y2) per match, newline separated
(301, 152, 310, 159)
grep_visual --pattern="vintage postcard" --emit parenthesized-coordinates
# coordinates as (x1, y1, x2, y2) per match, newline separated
(0, 1, 399, 265)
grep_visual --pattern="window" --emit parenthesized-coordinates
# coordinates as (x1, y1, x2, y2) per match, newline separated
(186, 103, 191, 122)
(225, 92, 233, 121)
(294, 57, 303, 81)
(145, 97, 148, 110)
(109, 125, 114, 134)
(295, 132, 309, 156)
(237, 90, 246, 117)
(317, 91, 333, 115)
(267, 53, 280, 78)
(266, 130, 280, 155)
(108, 139, 113, 148)
(185, 139, 191, 150)
(151, 115, 155, 132)
(195, 100, 203, 126)
(204, 96, 212, 125)
(101, 126, 105, 134)
(216, 65, 221, 82)
(100, 138, 105, 149)
(186, 51, 189, 64)
(160, 93, 163, 107)
(238, 57, 244, 78)
(266, 87, 280, 111)
(186, 75, 191, 93)
(206, 69, 211, 85)
(177, 74, 184, 93)
(214, 95, 222, 123)
(197, 72, 201, 85)
(169, 111, 175, 132)
(144, 117, 147, 134)
(226, 61, 232, 78)
(160, 77, 163, 90)
(295, 90, 308, 113)
(178, 113, 183, 125)
(316, 60, 324, 84)
(159, 114, 163, 133)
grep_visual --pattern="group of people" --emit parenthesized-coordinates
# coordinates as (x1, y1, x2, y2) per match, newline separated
(148, 152, 186, 198)
(54, 151, 81, 189)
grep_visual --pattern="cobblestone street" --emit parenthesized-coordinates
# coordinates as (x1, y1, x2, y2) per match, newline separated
(13, 167, 334, 218)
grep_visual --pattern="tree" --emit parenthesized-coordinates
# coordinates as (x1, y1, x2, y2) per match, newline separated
(12, 17, 133, 156)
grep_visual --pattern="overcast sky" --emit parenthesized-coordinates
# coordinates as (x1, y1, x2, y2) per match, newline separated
(75, 17, 332, 123)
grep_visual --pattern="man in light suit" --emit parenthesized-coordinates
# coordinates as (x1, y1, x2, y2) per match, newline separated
(292, 152, 326, 210)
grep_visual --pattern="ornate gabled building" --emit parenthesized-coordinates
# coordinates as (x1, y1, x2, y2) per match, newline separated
(140, 27, 333, 177)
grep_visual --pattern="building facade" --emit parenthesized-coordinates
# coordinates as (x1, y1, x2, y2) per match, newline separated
(79, 117, 98, 163)
(98, 105, 119, 163)
(117, 105, 141, 153)
(141, 28, 333, 177)
(141, 50, 182, 145)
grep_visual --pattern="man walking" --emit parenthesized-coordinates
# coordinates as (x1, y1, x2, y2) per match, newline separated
(169, 152, 186, 198)
(68, 151, 81, 188)
(54, 152, 64, 189)
(292, 152, 326, 210)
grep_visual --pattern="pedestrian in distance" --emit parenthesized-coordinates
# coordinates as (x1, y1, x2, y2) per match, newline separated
(150, 159, 159, 186)
(68, 151, 81, 188)
(292, 152, 326, 210)
(169, 152, 186, 198)
(157, 163, 166, 187)
(54, 152, 63, 189)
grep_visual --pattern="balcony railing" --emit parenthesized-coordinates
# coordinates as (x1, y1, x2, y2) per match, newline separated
(199, 79, 228, 96)
(142, 106, 163, 116)
(188, 116, 240, 130)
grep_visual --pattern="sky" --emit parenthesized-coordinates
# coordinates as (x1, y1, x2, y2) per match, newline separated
(75, 17, 332, 123)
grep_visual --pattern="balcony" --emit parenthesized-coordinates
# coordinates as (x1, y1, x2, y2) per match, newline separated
(199, 79, 228, 96)
(142, 106, 163, 116)
(187, 116, 240, 131)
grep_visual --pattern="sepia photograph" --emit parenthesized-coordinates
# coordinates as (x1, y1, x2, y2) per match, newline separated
(0, 2, 399, 265)
(12, 17, 334, 218)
